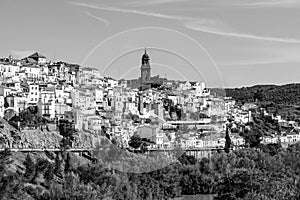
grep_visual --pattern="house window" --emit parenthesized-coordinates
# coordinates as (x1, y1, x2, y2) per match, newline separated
(44, 105, 50, 115)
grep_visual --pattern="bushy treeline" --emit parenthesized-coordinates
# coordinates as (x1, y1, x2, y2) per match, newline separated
(6, 106, 48, 130)
(1, 142, 300, 200)
(214, 84, 300, 122)
(224, 83, 300, 105)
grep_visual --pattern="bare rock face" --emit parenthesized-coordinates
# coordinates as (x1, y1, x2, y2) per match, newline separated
(0, 118, 63, 149)
(0, 118, 96, 149)
(0, 118, 22, 148)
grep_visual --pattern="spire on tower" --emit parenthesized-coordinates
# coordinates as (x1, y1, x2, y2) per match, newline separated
(142, 48, 150, 63)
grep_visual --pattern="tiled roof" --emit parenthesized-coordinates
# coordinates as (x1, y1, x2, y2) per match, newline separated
(28, 52, 46, 59)
(22, 57, 37, 63)
(21, 65, 39, 68)
(83, 67, 98, 71)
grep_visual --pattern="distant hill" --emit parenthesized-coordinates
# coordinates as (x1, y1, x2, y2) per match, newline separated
(214, 83, 300, 120)
(223, 83, 300, 105)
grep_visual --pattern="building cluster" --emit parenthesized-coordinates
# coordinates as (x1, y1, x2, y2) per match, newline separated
(0, 51, 245, 150)
(2, 50, 297, 151)
(228, 102, 300, 146)
(258, 107, 300, 145)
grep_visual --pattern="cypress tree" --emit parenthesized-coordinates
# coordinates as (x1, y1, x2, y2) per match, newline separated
(23, 154, 35, 181)
(224, 125, 231, 153)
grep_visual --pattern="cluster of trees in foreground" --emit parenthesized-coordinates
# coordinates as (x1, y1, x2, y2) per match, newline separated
(1, 141, 300, 200)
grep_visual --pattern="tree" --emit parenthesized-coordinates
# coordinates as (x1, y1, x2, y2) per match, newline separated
(224, 125, 231, 153)
(4, 98, 9, 108)
(178, 153, 197, 165)
(23, 154, 35, 181)
(254, 89, 264, 102)
(0, 149, 13, 187)
(261, 143, 281, 156)
(216, 169, 264, 200)
(128, 135, 143, 149)
(54, 154, 63, 178)
(8, 106, 46, 129)
(58, 120, 76, 149)
(175, 105, 182, 120)
(64, 152, 72, 174)
(241, 126, 262, 148)
(0, 149, 26, 199)
(44, 163, 54, 184)
(145, 118, 151, 124)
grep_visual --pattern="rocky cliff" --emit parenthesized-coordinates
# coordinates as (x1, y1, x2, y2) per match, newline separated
(0, 118, 96, 149)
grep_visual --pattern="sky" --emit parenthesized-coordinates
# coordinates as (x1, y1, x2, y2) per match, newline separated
(1, 0, 300, 88)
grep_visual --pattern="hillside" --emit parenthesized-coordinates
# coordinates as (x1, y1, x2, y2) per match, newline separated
(0, 118, 179, 200)
(224, 83, 300, 105)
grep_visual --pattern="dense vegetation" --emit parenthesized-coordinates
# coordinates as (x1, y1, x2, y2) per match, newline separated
(6, 106, 48, 130)
(220, 83, 300, 122)
(3, 84, 300, 199)
(2, 141, 300, 199)
(224, 83, 300, 105)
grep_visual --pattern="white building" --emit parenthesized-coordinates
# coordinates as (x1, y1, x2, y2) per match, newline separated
(107, 77, 118, 88)
(87, 116, 102, 131)
(71, 89, 95, 111)
(21, 65, 40, 80)
(28, 84, 39, 104)
(178, 81, 192, 90)
(0, 86, 12, 97)
(0, 63, 20, 80)
(40, 89, 56, 119)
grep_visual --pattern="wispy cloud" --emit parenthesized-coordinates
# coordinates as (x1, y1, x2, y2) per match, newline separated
(126, 0, 188, 7)
(185, 20, 300, 44)
(68, 1, 193, 21)
(219, 46, 300, 66)
(85, 11, 109, 26)
(69, 1, 300, 44)
(69, 2, 99, 9)
(240, 0, 300, 8)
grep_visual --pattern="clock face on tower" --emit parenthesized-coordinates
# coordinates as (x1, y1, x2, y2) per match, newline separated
(142, 70, 148, 81)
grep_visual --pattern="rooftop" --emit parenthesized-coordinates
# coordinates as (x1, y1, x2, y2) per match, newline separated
(28, 52, 46, 59)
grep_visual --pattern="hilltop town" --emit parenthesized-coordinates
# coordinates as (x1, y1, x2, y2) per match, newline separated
(0, 50, 299, 154)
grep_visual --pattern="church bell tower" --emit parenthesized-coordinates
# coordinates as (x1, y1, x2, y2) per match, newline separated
(140, 48, 151, 84)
